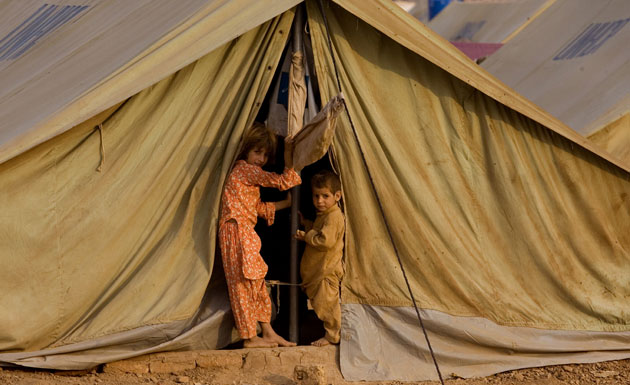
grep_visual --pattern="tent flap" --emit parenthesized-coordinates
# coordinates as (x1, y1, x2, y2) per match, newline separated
(308, 0, 630, 380)
(0, 9, 293, 365)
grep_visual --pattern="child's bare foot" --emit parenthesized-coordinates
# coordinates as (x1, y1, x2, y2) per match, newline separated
(243, 336, 278, 348)
(311, 337, 330, 347)
(267, 334, 297, 347)
(260, 322, 297, 347)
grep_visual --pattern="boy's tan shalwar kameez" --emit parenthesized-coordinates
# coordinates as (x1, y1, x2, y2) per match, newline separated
(300, 204, 345, 344)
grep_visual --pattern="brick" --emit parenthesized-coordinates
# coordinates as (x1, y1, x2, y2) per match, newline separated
(196, 351, 242, 369)
(152, 351, 198, 361)
(294, 364, 326, 385)
(279, 350, 302, 367)
(300, 346, 333, 364)
(242, 351, 267, 371)
(102, 360, 149, 374)
(149, 360, 196, 374)
(263, 353, 282, 370)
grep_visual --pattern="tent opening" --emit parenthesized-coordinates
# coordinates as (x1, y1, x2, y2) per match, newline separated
(247, 10, 340, 344)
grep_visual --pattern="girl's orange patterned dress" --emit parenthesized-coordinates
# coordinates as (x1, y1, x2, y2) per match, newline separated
(219, 160, 301, 339)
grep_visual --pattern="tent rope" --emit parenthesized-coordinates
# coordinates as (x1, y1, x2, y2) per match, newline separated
(315, 1, 445, 383)
(96, 124, 105, 172)
(266, 280, 302, 315)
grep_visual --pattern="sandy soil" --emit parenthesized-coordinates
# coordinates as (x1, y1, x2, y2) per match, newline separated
(0, 357, 628, 385)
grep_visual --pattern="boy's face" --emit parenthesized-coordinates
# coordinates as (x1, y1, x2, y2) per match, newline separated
(245, 146, 268, 167)
(312, 185, 341, 212)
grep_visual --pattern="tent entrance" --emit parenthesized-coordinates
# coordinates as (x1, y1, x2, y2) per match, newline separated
(253, 5, 339, 345)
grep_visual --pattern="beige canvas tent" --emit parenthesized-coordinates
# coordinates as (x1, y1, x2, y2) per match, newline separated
(481, 0, 630, 165)
(1, 0, 629, 382)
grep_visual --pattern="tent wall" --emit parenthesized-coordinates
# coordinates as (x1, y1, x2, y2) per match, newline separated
(0, 11, 293, 368)
(481, 0, 630, 137)
(308, 1, 630, 380)
(588, 113, 630, 166)
(427, 0, 552, 43)
(330, 0, 627, 173)
(0, 0, 300, 164)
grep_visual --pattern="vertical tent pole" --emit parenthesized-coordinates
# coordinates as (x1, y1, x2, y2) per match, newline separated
(289, 4, 304, 344)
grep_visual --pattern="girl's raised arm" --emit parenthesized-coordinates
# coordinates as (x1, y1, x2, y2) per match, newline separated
(241, 163, 301, 190)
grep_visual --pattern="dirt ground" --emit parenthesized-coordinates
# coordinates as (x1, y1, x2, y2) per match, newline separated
(0, 347, 628, 385)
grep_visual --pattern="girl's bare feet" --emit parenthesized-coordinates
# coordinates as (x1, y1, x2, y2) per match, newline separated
(260, 322, 297, 347)
(311, 337, 334, 347)
(243, 336, 278, 348)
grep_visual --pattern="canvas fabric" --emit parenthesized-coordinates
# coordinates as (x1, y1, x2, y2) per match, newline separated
(290, 94, 344, 171)
(309, 0, 630, 379)
(0, 10, 293, 363)
(0, 0, 300, 164)
(427, 0, 553, 43)
(588, 113, 630, 167)
(481, 0, 630, 136)
(287, 52, 308, 138)
(1, 0, 630, 378)
(331, 0, 626, 172)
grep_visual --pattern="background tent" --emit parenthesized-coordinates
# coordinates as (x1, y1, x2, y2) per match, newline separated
(394, 0, 429, 23)
(1, 0, 630, 382)
(481, 0, 630, 165)
(427, 0, 554, 43)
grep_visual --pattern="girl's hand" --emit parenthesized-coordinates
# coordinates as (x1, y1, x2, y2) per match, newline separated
(294, 229, 305, 241)
(274, 191, 292, 210)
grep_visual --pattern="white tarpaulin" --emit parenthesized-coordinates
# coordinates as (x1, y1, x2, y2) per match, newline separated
(0, 0, 300, 164)
(481, 0, 630, 136)
(427, 0, 553, 43)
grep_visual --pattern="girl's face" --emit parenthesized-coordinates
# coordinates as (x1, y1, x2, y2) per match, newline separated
(246, 146, 268, 167)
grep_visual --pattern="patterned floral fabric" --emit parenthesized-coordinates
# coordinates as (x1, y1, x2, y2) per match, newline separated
(218, 160, 300, 338)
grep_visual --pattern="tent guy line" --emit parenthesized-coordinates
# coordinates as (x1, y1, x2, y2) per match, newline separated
(316, 1, 445, 384)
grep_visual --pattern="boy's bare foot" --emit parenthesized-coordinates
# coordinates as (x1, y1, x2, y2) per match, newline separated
(260, 322, 297, 347)
(243, 336, 278, 348)
(311, 337, 330, 347)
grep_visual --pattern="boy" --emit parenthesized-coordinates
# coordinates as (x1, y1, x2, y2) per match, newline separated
(295, 170, 344, 346)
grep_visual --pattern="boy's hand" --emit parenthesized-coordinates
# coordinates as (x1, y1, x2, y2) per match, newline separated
(294, 229, 305, 241)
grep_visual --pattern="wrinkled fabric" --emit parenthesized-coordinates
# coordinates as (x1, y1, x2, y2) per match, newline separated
(588, 112, 630, 167)
(220, 160, 301, 279)
(301, 204, 345, 344)
(309, 1, 630, 379)
(219, 221, 272, 339)
(287, 51, 307, 137)
(0, 10, 293, 358)
(290, 93, 344, 171)
(300, 204, 345, 288)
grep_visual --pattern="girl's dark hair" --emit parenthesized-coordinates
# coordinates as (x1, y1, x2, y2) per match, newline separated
(311, 170, 341, 193)
(237, 122, 277, 162)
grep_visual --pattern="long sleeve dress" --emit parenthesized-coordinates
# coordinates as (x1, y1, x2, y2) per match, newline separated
(300, 204, 345, 343)
(218, 160, 301, 339)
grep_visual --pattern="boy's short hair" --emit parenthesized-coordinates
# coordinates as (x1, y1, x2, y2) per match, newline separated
(311, 170, 341, 193)
(237, 122, 277, 162)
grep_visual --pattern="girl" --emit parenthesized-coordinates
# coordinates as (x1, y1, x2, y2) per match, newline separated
(218, 122, 301, 348)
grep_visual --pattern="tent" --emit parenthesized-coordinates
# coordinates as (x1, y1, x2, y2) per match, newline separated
(394, 0, 429, 23)
(481, 0, 630, 165)
(427, 0, 554, 43)
(1, 0, 629, 381)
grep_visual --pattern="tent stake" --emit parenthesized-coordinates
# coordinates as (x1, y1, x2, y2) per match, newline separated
(316, 1, 445, 383)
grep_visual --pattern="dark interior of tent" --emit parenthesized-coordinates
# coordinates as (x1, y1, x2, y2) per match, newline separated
(222, 15, 338, 346)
